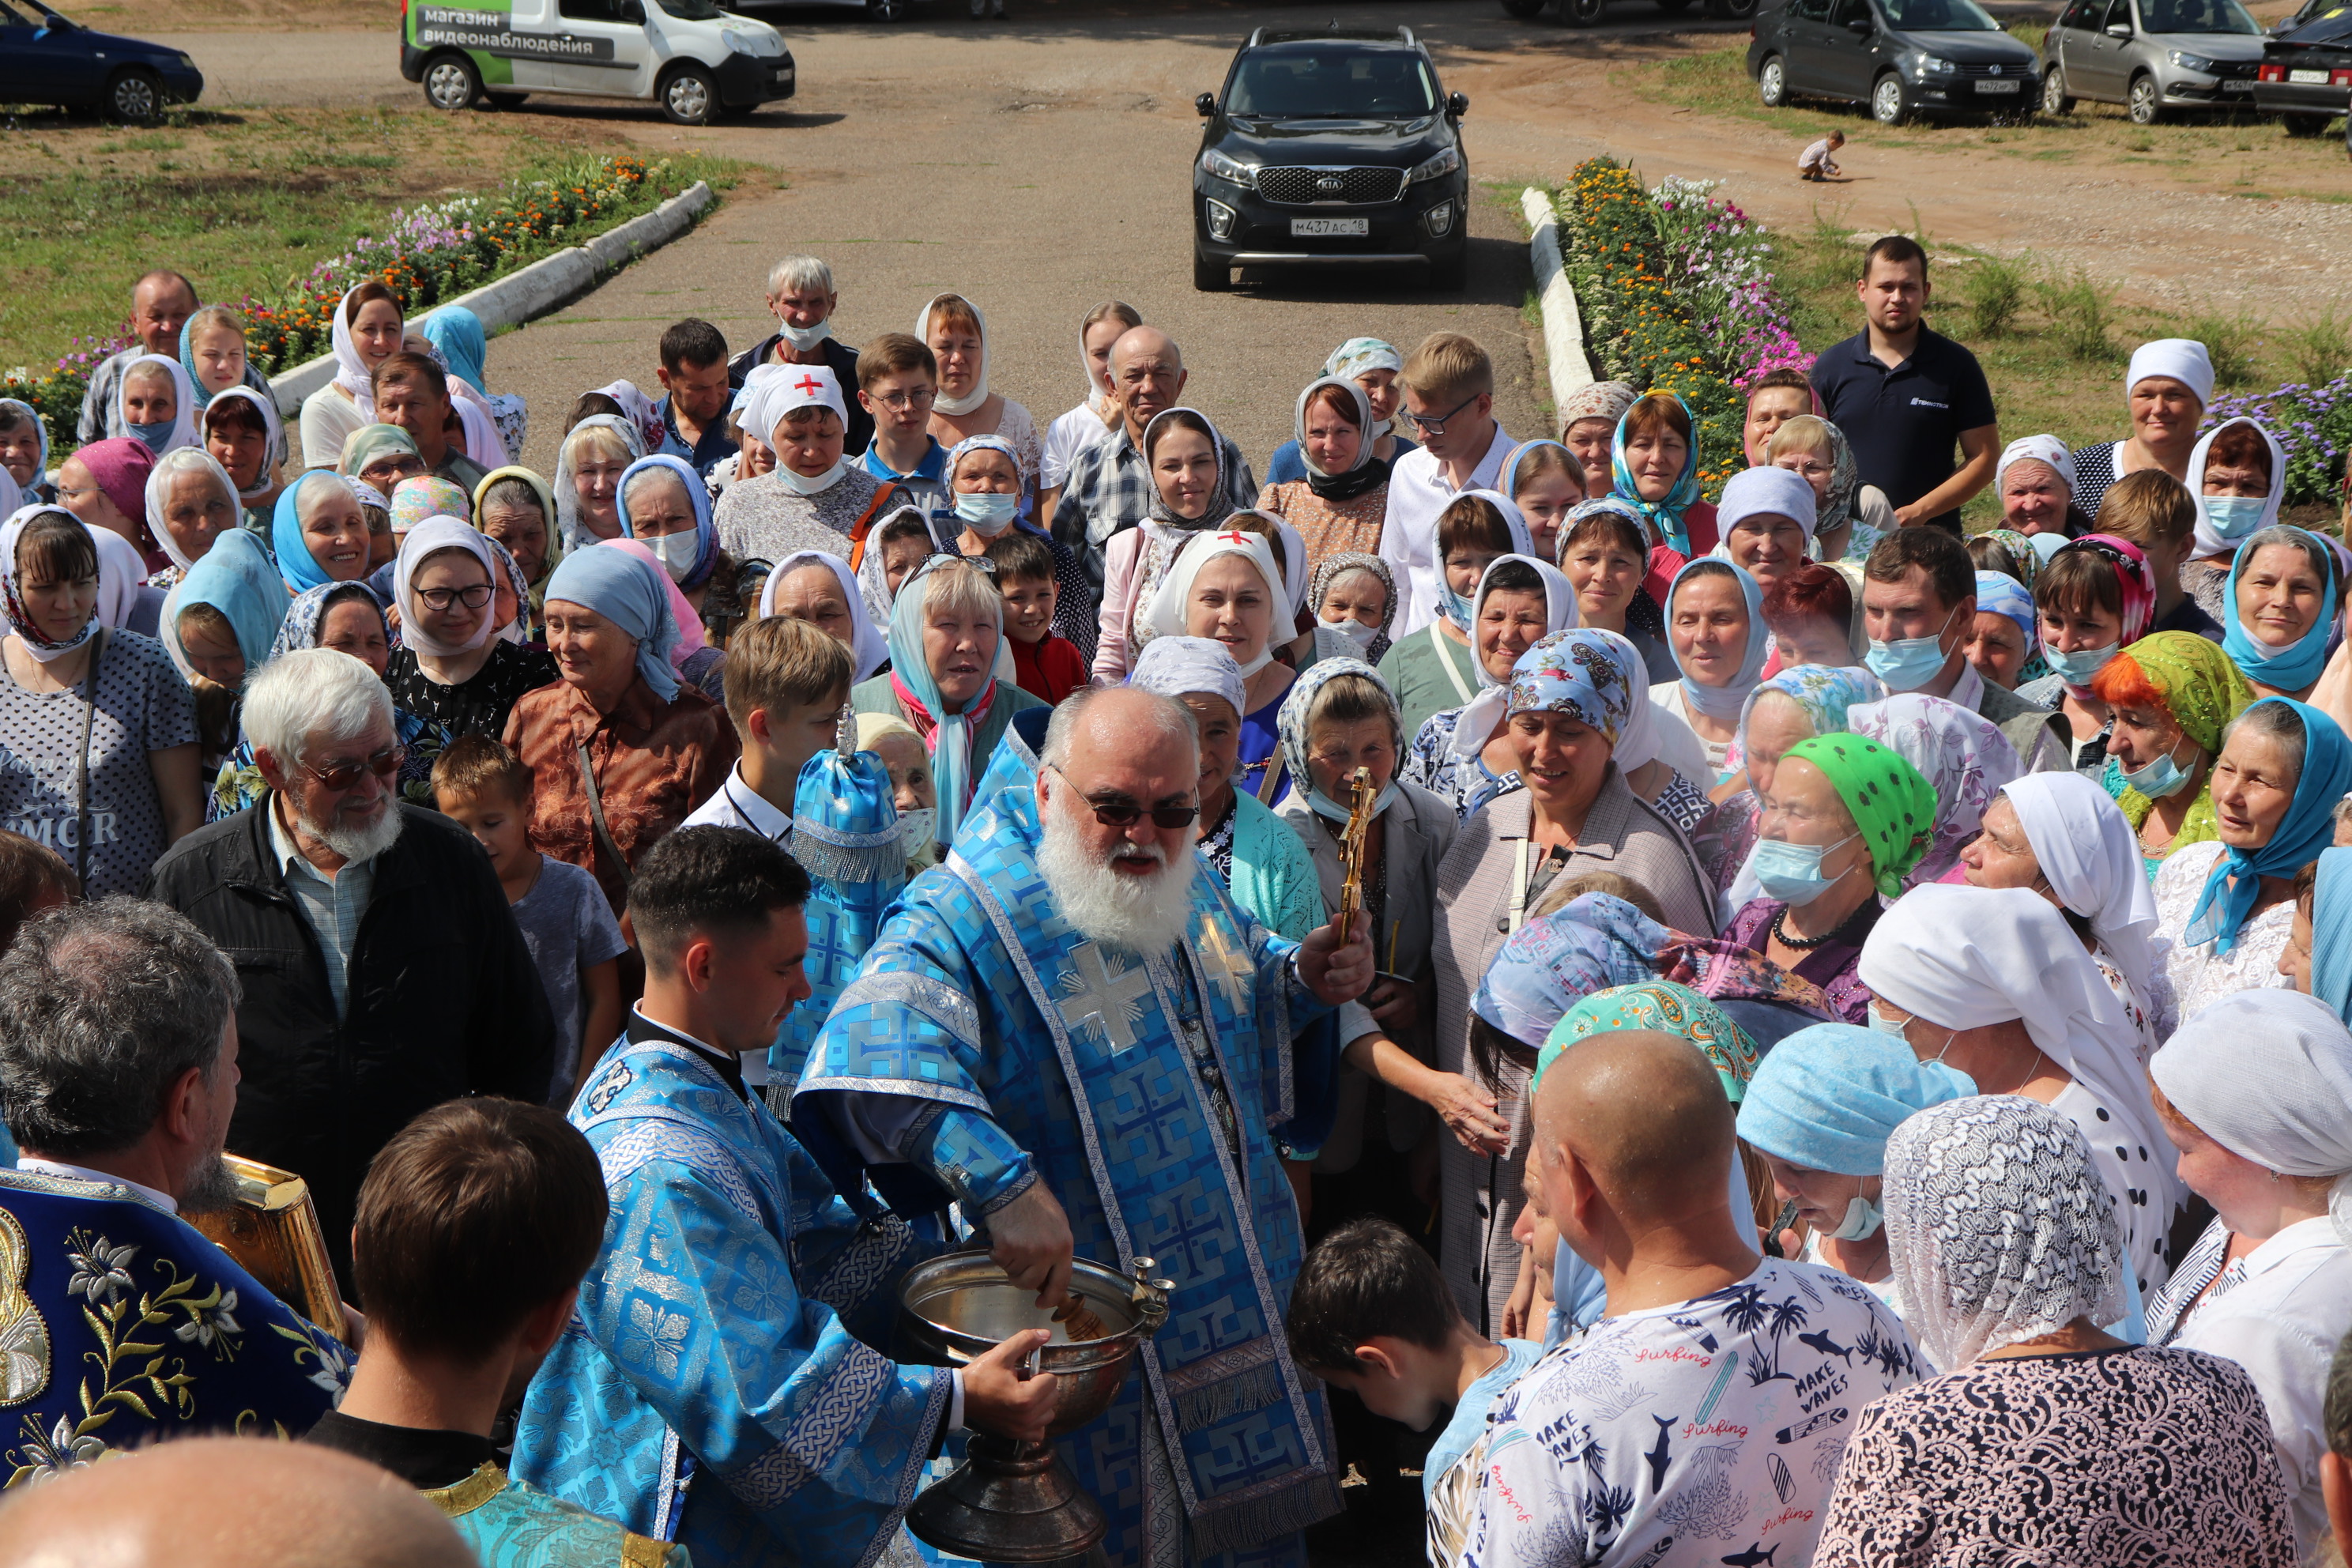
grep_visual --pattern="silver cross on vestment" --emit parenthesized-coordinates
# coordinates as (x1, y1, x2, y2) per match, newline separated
(1057, 942, 1154, 1052)
(1194, 917, 1253, 1016)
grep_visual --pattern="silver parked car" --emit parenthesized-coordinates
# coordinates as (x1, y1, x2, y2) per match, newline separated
(2040, 0, 2266, 122)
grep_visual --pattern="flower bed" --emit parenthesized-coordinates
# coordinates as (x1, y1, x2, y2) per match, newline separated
(2207, 376, 2352, 510)
(1555, 159, 1811, 502)
(6, 153, 677, 454)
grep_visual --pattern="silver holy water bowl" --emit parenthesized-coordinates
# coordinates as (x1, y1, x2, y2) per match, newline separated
(898, 1250, 1172, 1562)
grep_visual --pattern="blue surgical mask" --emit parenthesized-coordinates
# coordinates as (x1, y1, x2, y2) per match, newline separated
(127, 418, 175, 456)
(1438, 579, 1476, 633)
(1751, 832, 1858, 907)
(1830, 1193, 1884, 1242)
(1867, 1005, 1909, 1042)
(2041, 639, 2118, 689)
(1864, 605, 1959, 692)
(953, 490, 1020, 536)
(2200, 495, 2267, 541)
(2122, 744, 2193, 800)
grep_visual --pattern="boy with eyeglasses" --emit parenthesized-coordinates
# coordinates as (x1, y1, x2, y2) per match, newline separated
(1378, 332, 1516, 637)
(857, 333, 952, 517)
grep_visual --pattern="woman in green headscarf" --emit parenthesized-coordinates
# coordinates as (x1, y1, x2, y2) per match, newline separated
(2089, 630, 2257, 880)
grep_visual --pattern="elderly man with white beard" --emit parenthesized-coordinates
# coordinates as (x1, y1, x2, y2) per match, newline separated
(798, 684, 1371, 1568)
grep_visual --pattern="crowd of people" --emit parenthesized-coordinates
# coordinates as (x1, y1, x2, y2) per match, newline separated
(1, 232, 2351, 1568)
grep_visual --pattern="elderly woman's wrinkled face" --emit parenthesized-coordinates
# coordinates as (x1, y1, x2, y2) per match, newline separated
(479, 499, 548, 585)
(2211, 723, 2301, 850)
(1962, 611, 2027, 692)
(1475, 586, 1550, 684)
(2204, 447, 2271, 499)
(1185, 553, 1276, 669)
(624, 473, 697, 541)
(1307, 714, 1397, 801)
(1671, 571, 1750, 688)
(1960, 794, 2042, 893)
(164, 468, 237, 564)
(922, 588, 999, 711)
(122, 368, 177, 429)
(1319, 567, 1387, 630)
(1741, 691, 1815, 799)
(771, 562, 854, 647)
(869, 730, 937, 814)
(2105, 699, 2192, 780)
(953, 447, 1020, 496)
(1562, 417, 1615, 497)
(880, 532, 931, 600)
(1758, 756, 1870, 881)
(1743, 387, 1811, 468)
(1725, 512, 1807, 589)
(318, 596, 390, 676)
(1152, 428, 1218, 520)
(1355, 368, 1400, 424)
(1179, 692, 1241, 806)
(0, 422, 43, 489)
(53, 456, 132, 544)
(1509, 710, 1611, 811)
(2158, 1092, 2282, 1228)
(359, 450, 426, 495)
(2000, 458, 2071, 535)
(300, 484, 371, 582)
(545, 600, 639, 699)
(2236, 543, 2327, 653)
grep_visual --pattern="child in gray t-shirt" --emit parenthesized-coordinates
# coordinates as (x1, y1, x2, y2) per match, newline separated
(433, 737, 628, 1104)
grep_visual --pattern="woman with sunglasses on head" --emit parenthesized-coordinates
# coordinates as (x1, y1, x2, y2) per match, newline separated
(385, 520, 557, 772)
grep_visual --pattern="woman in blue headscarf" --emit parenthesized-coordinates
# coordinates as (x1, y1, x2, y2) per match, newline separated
(1736, 1023, 1975, 1313)
(850, 555, 1044, 856)
(270, 469, 375, 594)
(1649, 556, 1769, 786)
(162, 526, 290, 780)
(2222, 524, 2338, 702)
(1966, 568, 2047, 692)
(2289, 846, 2352, 1022)
(615, 454, 729, 630)
(420, 305, 528, 465)
(1610, 390, 1716, 560)
(2158, 695, 2352, 1024)
(503, 544, 737, 914)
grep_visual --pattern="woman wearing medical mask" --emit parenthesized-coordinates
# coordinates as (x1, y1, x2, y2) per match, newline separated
(1736, 1022, 1975, 1311)
(854, 710, 941, 876)
(2180, 416, 2291, 628)
(2223, 524, 2336, 702)
(616, 455, 729, 635)
(943, 435, 1094, 657)
(1859, 881, 2183, 1299)
(1304, 552, 1396, 669)
(2015, 534, 2158, 777)
(2091, 631, 2257, 881)
(1731, 729, 1932, 1025)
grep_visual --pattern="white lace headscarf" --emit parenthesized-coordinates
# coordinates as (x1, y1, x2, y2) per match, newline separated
(1883, 1095, 2126, 1371)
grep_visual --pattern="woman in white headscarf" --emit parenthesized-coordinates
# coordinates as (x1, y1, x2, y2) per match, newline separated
(300, 281, 405, 469)
(1994, 434, 2091, 538)
(760, 548, 889, 684)
(1039, 300, 1143, 528)
(916, 292, 1042, 499)
(2071, 338, 2214, 518)
(1815, 1095, 2295, 1568)
(553, 414, 646, 550)
(2147, 989, 2352, 1561)
(1092, 406, 1242, 683)
(1962, 771, 2175, 1054)
(1141, 527, 1298, 802)
(201, 385, 287, 524)
(1399, 553, 1574, 823)
(1860, 883, 2184, 1298)
(115, 354, 201, 460)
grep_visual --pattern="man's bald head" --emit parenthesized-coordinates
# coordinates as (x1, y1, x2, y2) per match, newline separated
(1108, 326, 1187, 436)
(0, 1437, 474, 1568)
(1535, 1029, 1735, 1227)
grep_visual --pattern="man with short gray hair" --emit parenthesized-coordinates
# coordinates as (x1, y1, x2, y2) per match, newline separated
(728, 253, 871, 454)
(145, 647, 552, 1287)
(0, 897, 354, 1461)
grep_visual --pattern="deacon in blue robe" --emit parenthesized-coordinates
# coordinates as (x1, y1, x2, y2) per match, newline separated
(0, 1166, 351, 1486)
(798, 743, 1367, 1568)
(512, 1018, 959, 1568)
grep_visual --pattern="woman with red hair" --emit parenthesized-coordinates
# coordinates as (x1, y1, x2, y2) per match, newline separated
(1762, 562, 1858, 671)
(2090, 631, 2254, 882)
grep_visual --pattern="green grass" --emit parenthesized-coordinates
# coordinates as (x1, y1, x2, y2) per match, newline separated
(0, 106, 750, 374)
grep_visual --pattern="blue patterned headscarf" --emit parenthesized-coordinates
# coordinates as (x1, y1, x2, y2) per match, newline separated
(1504, 628, 1637, 746)
(1665, 557, 1770, 722)
(1325, 337, 1403, 381)
(1540, 981, 1762, 1103)
(2184, 697, 2352, 955)
(2222, 526, 2339, 695)
(1609, 390, 1702, 554)
(543, 544, 681, 703)
(271, 579, 386, 662)
(1726, 662, 1886, 775)
(1471, 892, 1665, 1046)
(615, 454, 718, 591)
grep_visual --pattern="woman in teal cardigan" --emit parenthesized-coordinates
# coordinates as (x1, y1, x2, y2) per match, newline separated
(851, 556, 1044, 861)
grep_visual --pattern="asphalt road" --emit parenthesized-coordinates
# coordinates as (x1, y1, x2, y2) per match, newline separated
(156, 5, 1766, 469)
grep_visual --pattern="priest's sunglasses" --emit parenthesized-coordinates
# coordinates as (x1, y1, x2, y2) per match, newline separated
(303, 745, 405, 792)
(1046, 766, 1198, 829)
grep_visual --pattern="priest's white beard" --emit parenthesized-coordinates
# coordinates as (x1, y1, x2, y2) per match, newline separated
(300, 796, 405, 865)
(1038, 795, 1196, 956)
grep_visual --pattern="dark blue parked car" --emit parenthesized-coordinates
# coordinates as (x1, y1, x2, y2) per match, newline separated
(0, 0, 204, 120)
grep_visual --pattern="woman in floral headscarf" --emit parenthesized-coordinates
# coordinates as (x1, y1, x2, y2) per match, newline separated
(1849, 692, 2022, 888)
(2090, 631, 2257, 879)
(1557, 380, 1636, 499)
(1302, 551, 1396, 669)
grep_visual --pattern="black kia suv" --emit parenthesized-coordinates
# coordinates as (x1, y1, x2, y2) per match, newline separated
(1192, 27, 1472, 292)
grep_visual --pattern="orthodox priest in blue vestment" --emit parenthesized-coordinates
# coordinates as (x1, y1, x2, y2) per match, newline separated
(798, 686, 1373, 1568)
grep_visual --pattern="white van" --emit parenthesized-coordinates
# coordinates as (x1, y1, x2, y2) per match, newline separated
(401, 0, 793, 125)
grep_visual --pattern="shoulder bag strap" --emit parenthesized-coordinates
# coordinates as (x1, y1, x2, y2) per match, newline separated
(73, 627, 106, 888)
(842, 481, 902, 573)
(575, 741, 632, 893)
(1432, 620, 1475, 703)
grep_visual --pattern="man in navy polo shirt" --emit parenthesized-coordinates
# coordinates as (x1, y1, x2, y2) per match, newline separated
(1811, 235, 1999, 535)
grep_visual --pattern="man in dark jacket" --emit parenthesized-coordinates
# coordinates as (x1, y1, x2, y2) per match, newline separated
(145, 648, 553, 1287)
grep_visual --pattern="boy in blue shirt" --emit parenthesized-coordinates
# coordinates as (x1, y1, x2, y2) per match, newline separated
(856, 333, 950, 516)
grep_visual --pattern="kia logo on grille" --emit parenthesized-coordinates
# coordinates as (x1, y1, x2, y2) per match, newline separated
(1317, 175, 1345, 194)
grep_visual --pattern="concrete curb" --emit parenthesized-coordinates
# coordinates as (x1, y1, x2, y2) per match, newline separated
(268, 180, 717, 417)
(1521, 186, 1592, 420)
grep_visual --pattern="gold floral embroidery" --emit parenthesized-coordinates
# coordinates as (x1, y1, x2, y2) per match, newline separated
(0, 1209, 52, 1408)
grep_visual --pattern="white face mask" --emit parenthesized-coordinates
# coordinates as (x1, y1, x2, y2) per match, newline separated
(1322, 615, 1378, 650)
(640, 529, 701, 583)
(896, 805, 939, 863)
(778, 317, 832, 352)
(778, 458, 846, 496)
(1829, 1193, 1884, 1241)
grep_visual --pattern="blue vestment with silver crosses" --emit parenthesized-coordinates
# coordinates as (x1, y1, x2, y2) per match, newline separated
(799, 781, 1344, 1568)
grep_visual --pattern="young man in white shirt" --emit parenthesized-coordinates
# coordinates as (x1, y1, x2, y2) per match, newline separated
(1379, 332, 1515, 636)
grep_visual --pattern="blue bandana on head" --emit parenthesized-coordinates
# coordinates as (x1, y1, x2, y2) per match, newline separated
(544, 544, 680, 703)
(173, 528, 291, 678)
(1608, 390, 1701, 554)
(420, 307, 490, 391)
(2222, 526, 2339, 694)
(2312, 847, 2352, 1027)
(614, 454, 718, 590)
(2184, 698, 2352, 955)
(1736, 1023, 1976, 1175)
(1665, 556, 1770, 723)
